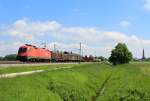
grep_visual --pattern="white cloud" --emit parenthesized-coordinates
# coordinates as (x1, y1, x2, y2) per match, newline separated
(1, 19, 150, 58)
(144, 0, 150, 11)
(120, 20, 130, 27)
(0, 41, 23, 56)
(47, 42, 112, 57)
(2, 19, 62, 40)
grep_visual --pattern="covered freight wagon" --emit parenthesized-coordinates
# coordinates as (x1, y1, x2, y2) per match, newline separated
(51, 51, 81, 62)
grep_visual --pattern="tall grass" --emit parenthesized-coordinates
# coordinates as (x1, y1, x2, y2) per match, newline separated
(1, 62, 150, 101)
(99, 63, 150, 101)
(0, 63, 112, 101)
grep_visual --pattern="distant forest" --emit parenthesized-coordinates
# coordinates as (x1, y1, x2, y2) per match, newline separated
(0, 54, 17, 61)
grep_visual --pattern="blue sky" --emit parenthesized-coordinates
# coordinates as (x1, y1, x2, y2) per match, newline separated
(1, 0, 150, 58)
(0, 0, 148, 32)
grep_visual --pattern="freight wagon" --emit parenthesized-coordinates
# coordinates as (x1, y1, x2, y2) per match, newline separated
(51, 51, 81, 62)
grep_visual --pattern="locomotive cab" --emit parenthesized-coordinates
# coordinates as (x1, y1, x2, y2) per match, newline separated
(18, 47, 27, 54)
(17, 46, 29, 61)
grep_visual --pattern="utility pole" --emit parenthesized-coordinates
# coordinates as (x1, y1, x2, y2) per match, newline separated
(44, 43, 46, 49)
(41, 42, 46, 49)
(79, 42, 81, 64)
(54, 44, 56, 52)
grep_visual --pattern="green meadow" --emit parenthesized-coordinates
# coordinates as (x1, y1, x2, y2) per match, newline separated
(0, 64, 77, 74)
(0, 62, 150, 101)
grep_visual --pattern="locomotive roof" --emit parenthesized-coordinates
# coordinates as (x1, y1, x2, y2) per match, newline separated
(21, 44, 51, 51)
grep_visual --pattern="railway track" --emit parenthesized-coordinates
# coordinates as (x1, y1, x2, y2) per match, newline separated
(0, 61, 22, 64)
(0, 61, 79, 67)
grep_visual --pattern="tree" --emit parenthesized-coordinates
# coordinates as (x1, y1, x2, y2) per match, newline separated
(0, 57, 3, 61)
(109, 43, 132, 65)
(97, 56, 107, 61)
(3, 54, 17, 61)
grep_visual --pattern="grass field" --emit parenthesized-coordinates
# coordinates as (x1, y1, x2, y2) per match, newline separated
(0, 62, 150, 101)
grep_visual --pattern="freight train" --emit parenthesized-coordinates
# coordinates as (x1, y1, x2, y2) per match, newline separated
(17, 44, 82, 62)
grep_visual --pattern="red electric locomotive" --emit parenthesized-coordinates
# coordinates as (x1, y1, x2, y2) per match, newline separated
(17, 44, 52, 62)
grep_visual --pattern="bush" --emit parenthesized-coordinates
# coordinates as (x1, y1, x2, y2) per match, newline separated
(97, 56, 107, 61)
(109, 43, 132, 65)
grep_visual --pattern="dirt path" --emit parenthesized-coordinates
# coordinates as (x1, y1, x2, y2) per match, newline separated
(0, 66, 73, 78)
(92, 71, 113, 101)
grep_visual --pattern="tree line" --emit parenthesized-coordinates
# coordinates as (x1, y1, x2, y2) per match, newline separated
(0, 54, 17, 61)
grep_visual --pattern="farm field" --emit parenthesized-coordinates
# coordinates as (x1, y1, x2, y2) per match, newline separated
(0, 62, 150, 101)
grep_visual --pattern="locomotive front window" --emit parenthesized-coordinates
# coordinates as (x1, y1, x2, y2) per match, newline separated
(18, 48, 27, 53)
